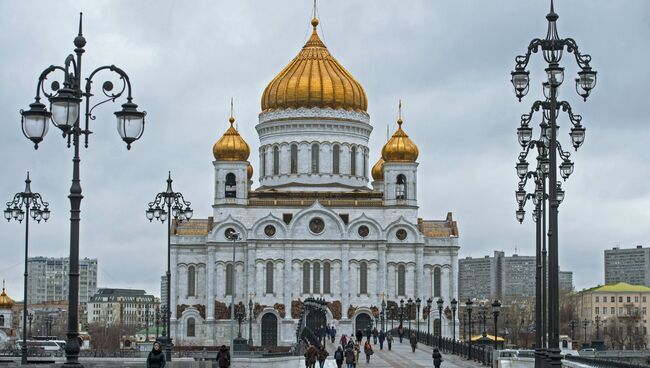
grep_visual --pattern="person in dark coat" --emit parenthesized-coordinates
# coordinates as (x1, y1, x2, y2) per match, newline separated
(355, 329, 363, 343)
(304, 344, 318, 368)
(378, 330, 385, 350)
(317, 345, 329, 368)
(334, 346, 344, 368)
(365, 327, 371, 342)
(372, 327, 379, 344)
(330, 325, 337, 344)
(398, 325, 404, 343)
(146, 342, 166, 368)
(386, 332, 393, 351)
(409, 332, 418, 352)
(363, 339, 373, 363)
(344, 344, 356, 368)
(340, 334, 348, 347)
(215, 345, 231, 368)
(432, 347, 443, 368)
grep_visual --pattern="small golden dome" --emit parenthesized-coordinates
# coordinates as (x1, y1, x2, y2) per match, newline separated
(247, 163, 254, 180)
(381, 118, 419, 162)
(0, 285, 14, 309)
(213, 114, 250, 161)
(261, 14, 367, 113)
(371, 158, 385, 181)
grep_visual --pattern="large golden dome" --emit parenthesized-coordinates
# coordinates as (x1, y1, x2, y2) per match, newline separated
(261, 16, 367, 113)
(382, 117, 419, 162)
(371, 158, 384, 181)
(213, 115, 250, 161)
(0, 285, 14, 309)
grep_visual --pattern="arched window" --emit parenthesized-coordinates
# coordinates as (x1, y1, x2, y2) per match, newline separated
(313, 262, 321, 294)
(359, 262, 368, 295)
(290, 144, 298, 174)
(225, 173, 236, 198)
(261, 149, 267, 176)
(266, 261, 274, 294)
(323, 262, 331, 294)
(226, 264, 233, 296)
(273, 146, 280, 175)
(0, 315, 4, 327)
(396, 174, 407, 200)
(434, 268, 441, 297)
(311, 144, 319, 173)
(187, 265, 196, 297)
(332, 145, 340, 174)
(187, 317, 195, 337)
(351, 146, 357, 176)
(303, 262, 311, 294)
(363, 148, 367, 178)
(398, 265, 406, 296)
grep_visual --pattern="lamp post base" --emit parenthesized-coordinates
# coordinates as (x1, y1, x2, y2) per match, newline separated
(233, 337, 248, 352)
(156, 336, 173, 362)
(547, 347, 562, 367)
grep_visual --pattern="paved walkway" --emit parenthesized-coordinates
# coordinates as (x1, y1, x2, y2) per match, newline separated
(301, 339, 485, 368)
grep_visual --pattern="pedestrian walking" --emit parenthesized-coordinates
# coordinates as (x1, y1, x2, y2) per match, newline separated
(146, 342, 166, 368)
(432, 348, 443, 368)
(386, 332, 393, 351)
(378, 330, 385, 350)
(330, 325, 337, 344)
(398, 325, 404, 343)
(334, 346, 344, 368)
(344, 344, 355, 368)
(340, 334, 348, 347)
(355, 329, 363, 343)
(365, 327, 371, 343)
(304, 343, 318, 368)
(409, 332, 418, 353)
(317, 345, 329, 368)
(354, 343, 361, 367)
(215, 345, 230, 368)
(372, 327, 378, 344)
(363, 339, 373, 363)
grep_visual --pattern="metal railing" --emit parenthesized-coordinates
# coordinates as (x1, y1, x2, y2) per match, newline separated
(565, 355, 650, 368)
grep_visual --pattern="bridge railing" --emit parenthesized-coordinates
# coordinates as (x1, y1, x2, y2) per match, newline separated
(565, 354, 650, 368)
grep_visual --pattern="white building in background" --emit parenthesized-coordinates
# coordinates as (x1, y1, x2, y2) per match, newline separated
(86, 288, 158, 326)
(27, 257, 97, 304)
(169, 11, 460, 347)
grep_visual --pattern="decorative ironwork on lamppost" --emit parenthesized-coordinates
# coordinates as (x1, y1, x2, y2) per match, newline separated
(28, 312, 33, 338)
(415, 297, 421, 339)
(4, 173, 50, 364)
(381, 294, 386, 332)
(235, 303, 246, 338)
(451, 298, 458, 342)
(582, 319, 589, 345)
(437, 298, 444, 347)
(511, 2, 597, 367)
(479, 302, 487, 338)
(568, 320, 577, 342)
(466, 299, 474, 359)
(146, 172, 193, 361)
(226, 229, 241, 352)
(155, 305, 160, 340)
(594, 315, 605, 341)
(492, 300, 502, 351)
(248, 293, 254, 345)
(426, 298, 432, 345)
(407, 298, 413, 332)
(20, 13, 147, 368)
(145, 303, 150, 342)
(399, 299, 405, 329)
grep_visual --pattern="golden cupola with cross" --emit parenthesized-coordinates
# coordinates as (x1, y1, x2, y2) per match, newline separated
(0, 283, 14, 309)
(260, 14, 367, 113)
(212, 110, 250, 162)
(381, 104, 419, 162)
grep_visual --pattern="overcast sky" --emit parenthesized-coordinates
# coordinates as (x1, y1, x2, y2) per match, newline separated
(1, 0, 648, 300)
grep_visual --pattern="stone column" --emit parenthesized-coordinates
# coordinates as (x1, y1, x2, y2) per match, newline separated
(378, 243, 387, 301)
(283, 243, 292, 319)
(341, 243, 350, 319)
(247, 243, 256, 297)
(206, 246, 215, 344)
(415, 244, 424, 315)
(170, 248, 178, 338)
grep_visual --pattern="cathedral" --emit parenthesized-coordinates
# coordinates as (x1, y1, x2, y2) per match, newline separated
(169, 10, 460, 347)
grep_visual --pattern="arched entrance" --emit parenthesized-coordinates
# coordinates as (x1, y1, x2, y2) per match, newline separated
(355, 313, 372, 335)
(261, 313, 278, 346)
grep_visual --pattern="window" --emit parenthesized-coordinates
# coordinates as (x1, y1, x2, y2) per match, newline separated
(611, 307, 615, 315)
(266, 261, 274, 294)
(603, 307, 607, 315)
(351, 146, 357, 176)
(644, 296, 647, 303)
(359, 262, 368, 294)
(595, 307, 599, 315)
(187, 265, 196, 297)
(0, 315, 4, 327)
(313, 262, 321, 294)
(627, 296, 631, 303)
(396, 174, 406, 200)
(635, 296, 639, 303)
(323, 262, 331, 294)
(363, 148, 367, 178)
(611, 296, 615, 303)
(226, 264, 233, 296)
(303, 262, 311, 294)
(434, 268, 441, 297)
(262, 149, 267, 176)
(595, 296, 599, 303)
(619, 296, 623, 303)
(311, 144, 319, 173)
(273, 146, 280, 175)
(619, 307, 623, 315)
(225, 173, 236, 198)
(398, 265, 406, 296)
(187, 318, 195, 337)
(332, 145, 340, 174)
(290, 144, 298, 174)
(645, 308, 649, 316)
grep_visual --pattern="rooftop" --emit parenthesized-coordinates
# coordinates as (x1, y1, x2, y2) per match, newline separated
(589, 282, 650, 293)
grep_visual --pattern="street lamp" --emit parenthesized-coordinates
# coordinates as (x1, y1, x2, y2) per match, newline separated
(511, 2, 597, 367)
(146, 172, 193, 361)
(248, 293, 254, 345)
(466, 299, 474, 359)
(20, 13, 146, 368)
(415, 297, 421, 339)
(390, 305, 396, 331)
(235, 303, 246, 338)
(4, 173, 50, 364)
(407, 298, 413, 332)
(28, 313, 33, 338)
(451, 298, 458, 342)
(381, 294, 386, 332)
(426, 298, 432, 345)
(582, 319, 589, 345)
(226, 229, 241, 353)
(399, 299, 405, 330)
(568, 320, 577, 342)
(479, 302, 487, 337)
(437, 298, 444, 347)
(594, 315, 604, 341)
(492, 300, 501, 351)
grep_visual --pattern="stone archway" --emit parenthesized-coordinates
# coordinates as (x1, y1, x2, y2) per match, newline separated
(261, 313, 278, 346)
(355, 313, 372, 336)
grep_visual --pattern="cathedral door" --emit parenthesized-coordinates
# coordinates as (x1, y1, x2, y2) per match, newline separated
(261, 313, 278, 346)
(306, 309, 327, 335)
(355, 313, 372, 334)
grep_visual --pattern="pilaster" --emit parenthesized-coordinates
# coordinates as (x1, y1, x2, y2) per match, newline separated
(283, 243, 293, 319)
(341, 243, 350, 319)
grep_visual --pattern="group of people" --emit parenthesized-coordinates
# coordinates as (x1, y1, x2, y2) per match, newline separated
(146, 342, 232, 368)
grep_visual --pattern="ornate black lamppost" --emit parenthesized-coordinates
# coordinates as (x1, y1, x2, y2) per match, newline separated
(381, 295, 386, 332)
(415, 297, 421, 338)
(492, 300, 502, 351)
(466, 299, 474, 359)
(146, 173, 193, 360)
(399, 299, 405, 329)
(426, 298, 432, 345)
(4, 173, 50, 364)
(248, 293, 254, 345)
(594, 315, 604, 341)
(479, 302, 487, 337)
(145, 303, 150, 342)
(451, 298, 458, 342)
(568, 320, 577, 342)
(28, 313, 33, 338)
(155, 305, 160, 340)
(511, 2, 597, 367)
(436, 298, 444, 347)
(20, 13, 147, 368)
(582, 319, 589, 345)
(407, 298, 413, 332)
(235, 303, 246, 338)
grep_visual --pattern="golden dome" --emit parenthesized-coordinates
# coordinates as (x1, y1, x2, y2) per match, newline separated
(371, 158, 384, 181)
(0, 285, 14, 309)
(247, 163, 254, 180)
(381, 117, 419, 162)
(260, 15, 367, 113)
(213, 114, 250, 161)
